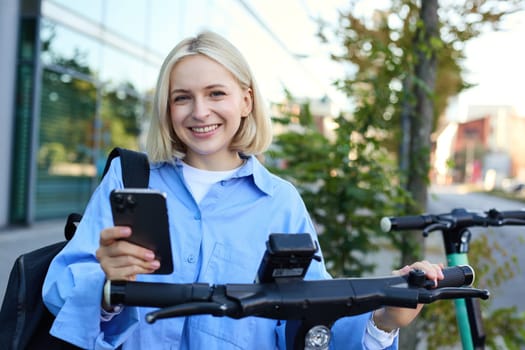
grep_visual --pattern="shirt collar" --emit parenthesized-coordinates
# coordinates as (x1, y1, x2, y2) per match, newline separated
(237, 156, 274, 196)
(169, 155, 274, 196)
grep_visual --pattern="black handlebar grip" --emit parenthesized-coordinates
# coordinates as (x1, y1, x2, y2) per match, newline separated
(436, 265, 475, 288)
(498, 210, 525, 219)
(104, 280, 212, 307)
(380, 215, 434, 232)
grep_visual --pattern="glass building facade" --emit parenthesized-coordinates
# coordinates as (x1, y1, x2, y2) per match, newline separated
(2, 0, 337, 225)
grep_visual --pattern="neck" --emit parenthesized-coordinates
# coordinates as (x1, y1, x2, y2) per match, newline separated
(184, 152, 244, 171)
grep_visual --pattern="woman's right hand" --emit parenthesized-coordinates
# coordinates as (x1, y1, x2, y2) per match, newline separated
(96, 226, 160, 281)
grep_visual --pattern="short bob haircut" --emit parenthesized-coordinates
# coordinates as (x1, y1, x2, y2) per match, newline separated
(146, 31, 273, 162)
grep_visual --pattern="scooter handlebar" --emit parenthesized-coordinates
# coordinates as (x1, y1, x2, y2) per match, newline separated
(104, 265, 485, 324)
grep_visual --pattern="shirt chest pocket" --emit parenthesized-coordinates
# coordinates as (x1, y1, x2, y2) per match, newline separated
(184, 243, 271, 349)
(185, 315, 259, 349)
(202, 242, 262, 283)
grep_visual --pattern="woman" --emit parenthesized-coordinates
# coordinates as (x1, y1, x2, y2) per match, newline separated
(43, 31, 443, 350)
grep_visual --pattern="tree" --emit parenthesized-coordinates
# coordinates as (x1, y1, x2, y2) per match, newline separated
(310, 0, 524, 348)
(318, 0, 523, 257)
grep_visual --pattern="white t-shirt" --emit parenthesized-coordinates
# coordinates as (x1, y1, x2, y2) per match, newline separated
(182, 162, 241, 203)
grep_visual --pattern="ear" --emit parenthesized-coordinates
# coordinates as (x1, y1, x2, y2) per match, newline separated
(241, 88, 253, 117)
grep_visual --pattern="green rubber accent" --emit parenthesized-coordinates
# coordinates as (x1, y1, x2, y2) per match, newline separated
(447, 253, 474, 350)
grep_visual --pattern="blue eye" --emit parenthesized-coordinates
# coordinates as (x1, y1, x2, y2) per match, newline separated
(210, 91, 226, 97)
(173, 95, 190, 103)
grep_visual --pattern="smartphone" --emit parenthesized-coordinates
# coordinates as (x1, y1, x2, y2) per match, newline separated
(110, 188, 174, 274)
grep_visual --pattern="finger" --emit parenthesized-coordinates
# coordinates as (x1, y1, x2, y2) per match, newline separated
(99, 229, 156, 262)
(393, 261, 445, 282)
(408, 260, 445, 286)
(109, 239, 157, 261)
(100, 226, 132, 246)
(101, 261, 160, 281)
(108, 262, 160, 280)
(392, 265, 412, 276)
(102, 257, 160, 280)
(96, 241, 159, 281)
(108, 255, 160, 271)
(423, 261, 444, 280)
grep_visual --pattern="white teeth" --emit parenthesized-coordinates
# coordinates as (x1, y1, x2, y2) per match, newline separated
(191, 125, 219, 133)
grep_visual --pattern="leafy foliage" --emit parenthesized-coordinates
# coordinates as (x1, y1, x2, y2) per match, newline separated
(276, 1, 525, 348)
(420, 234, 525, 349)
(269, 99, 410, 277)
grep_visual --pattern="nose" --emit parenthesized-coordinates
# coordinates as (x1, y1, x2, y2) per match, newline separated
(192, 96, 210, 120)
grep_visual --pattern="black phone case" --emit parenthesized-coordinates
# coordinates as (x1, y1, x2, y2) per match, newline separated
(110, 189, 174, 274)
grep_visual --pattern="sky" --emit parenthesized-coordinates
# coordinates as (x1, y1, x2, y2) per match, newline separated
(448, 10, 525, 120)
(45, 0, 525, 121)
(251, 0, 525, 121)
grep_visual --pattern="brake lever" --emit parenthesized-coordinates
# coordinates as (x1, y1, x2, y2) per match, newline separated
(146, 302, 223, 323)
(417, 287, 490, 304)
(146, 298, 241, 323)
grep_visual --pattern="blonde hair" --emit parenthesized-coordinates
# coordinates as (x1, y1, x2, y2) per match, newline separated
(146, 31, 273, 162)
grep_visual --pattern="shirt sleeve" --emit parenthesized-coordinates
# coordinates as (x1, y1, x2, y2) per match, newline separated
(42, 157, 139, 349)
(363, 313, 398, 349)
(100, 305, 124, 322)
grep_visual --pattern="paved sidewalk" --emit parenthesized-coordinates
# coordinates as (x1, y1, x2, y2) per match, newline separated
(0, 219, 65, 302)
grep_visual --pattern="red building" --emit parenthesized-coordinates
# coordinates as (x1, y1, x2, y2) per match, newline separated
(435, 106, 525, 188)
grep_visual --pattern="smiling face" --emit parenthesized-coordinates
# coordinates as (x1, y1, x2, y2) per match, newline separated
(168, 54, 253, 170)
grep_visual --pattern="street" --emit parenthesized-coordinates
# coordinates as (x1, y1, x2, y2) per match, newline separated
(0, 219, 64, 302)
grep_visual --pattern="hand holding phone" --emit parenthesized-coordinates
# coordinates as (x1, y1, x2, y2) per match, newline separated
(110, 189, 174, 274)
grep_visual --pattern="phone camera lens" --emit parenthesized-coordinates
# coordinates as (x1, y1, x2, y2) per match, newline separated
(113, 194, 124, 204)
(126, 195, 137, 208)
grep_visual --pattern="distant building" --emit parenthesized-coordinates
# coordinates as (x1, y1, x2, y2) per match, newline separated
(0, 0, 337, 227)
(433, 106, 525, 189)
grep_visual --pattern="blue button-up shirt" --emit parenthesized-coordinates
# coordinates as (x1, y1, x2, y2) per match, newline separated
(43, 155, 397, 350)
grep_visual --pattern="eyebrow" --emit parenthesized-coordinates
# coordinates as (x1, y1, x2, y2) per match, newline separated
(170, 88, 189, 96)
(170, 84, 228, 96)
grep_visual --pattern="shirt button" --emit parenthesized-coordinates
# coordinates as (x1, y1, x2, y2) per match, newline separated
(187, 255, 196, 263)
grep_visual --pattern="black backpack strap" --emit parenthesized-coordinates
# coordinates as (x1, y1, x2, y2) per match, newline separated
(64, 148, 150, 240)
(101, 147, 150, 188)
(64, 213, 83, 241)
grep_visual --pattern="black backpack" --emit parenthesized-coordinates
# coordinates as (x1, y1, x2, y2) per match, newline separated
(0, 147, 150, 350)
